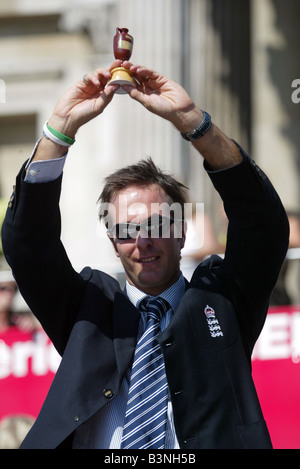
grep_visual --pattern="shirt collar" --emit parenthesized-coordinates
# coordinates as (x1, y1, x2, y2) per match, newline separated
(126, 273, 186, 312)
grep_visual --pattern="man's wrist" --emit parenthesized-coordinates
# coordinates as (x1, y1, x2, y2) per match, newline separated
(30, 135, 68, 163)
(172, 108, 204, 135)
(181, 111, 212, 141)
(43, 122, 76, 147)
(47, 116, 78, 140)
(29, 116, 77, 163)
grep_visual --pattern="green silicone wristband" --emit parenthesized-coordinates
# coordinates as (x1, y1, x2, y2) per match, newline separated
(46, 123, 75, 145)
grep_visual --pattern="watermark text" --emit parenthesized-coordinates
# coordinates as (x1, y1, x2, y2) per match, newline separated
(96, 201, 205, 248)
(291, 79, 300, 104)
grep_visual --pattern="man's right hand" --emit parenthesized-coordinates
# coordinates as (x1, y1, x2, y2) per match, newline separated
(31, 62, 121, 162)
(48, 61, 122, 138)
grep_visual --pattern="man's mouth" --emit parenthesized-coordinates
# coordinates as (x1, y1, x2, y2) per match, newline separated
(139, 256, 158, 264)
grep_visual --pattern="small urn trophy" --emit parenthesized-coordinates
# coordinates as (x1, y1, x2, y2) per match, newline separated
(109, 27, 136, 94)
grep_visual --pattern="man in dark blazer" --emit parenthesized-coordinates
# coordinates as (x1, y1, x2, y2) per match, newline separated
(1, 60, 289, 449)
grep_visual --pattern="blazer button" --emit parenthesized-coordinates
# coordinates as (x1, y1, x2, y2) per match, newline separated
(164, 339, 173, 347)
(103, 388, 114, 399)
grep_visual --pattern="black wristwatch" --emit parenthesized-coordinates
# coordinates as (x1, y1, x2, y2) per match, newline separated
(181, 111, 212, 141)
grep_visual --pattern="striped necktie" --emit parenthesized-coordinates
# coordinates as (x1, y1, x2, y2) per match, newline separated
(121, 297, 169, 449)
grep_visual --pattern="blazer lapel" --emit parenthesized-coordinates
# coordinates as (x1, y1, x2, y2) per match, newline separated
(113, 291, 140, 380)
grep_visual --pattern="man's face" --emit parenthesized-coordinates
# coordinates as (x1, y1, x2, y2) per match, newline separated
(108, 184, 185, 296)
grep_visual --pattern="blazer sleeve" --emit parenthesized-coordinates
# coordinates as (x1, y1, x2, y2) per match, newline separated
(206, 145, 289, 352)
(1, 162, 86, 355)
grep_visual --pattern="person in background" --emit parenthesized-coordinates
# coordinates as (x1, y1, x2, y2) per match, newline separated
(0, 415, 34, 449)
(0, 271, 37, 333)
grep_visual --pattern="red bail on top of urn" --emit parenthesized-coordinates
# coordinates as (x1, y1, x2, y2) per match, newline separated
(113, 27, 134, 61)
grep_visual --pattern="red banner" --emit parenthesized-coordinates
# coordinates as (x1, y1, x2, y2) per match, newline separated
(252, 305, 300, 449)
(0, 327, 60, 422)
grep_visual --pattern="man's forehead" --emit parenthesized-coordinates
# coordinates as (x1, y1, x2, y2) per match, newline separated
(111, 184, 170, 204)
(110, 184, 173, 221)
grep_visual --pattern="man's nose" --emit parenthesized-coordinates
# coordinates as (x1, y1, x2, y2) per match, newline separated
(136, 228, 152, 246)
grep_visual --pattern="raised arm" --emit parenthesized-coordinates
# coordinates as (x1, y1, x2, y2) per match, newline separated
(30, 61, 122, 163)
(121, 62, 242, 170)
(2, 62, 123, 353)
(121, 62, 289, 352)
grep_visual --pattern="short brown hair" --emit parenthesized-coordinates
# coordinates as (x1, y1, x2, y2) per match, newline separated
(98, 158, 188, 222)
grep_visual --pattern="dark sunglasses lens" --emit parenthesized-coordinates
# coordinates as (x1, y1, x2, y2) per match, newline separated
(147, 218, 175, 238)
(115, 224, 127, 239)
(114, 218, 176, 239)
(147, 222, 162, 237)
(116, 223, 139, 239)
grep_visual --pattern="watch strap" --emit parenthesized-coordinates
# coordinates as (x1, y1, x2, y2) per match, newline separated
(181, 111, 212, 141)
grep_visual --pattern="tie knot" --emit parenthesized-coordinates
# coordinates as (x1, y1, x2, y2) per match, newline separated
(139, 297, 170, 322)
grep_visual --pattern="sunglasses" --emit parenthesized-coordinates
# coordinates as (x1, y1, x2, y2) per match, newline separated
(107, 216, 182, 240)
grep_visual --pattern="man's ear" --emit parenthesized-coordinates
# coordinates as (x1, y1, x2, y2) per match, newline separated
(107, 233, 120, 257)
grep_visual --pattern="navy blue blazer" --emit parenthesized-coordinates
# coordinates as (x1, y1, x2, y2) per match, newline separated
(1, 147, 289, 449)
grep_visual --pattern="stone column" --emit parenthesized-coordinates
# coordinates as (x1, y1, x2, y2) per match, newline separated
(251, 0, 300, 211)
(182, 0, 252, 223)
(251, 0, 300, 303)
